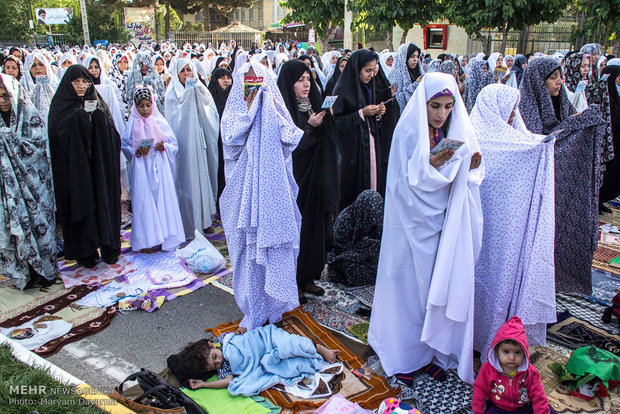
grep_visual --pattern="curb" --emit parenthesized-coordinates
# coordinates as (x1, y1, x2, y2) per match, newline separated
(1, 334, 135, 414)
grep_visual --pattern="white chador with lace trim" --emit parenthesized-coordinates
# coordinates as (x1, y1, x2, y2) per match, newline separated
(368, 73, 485, 384)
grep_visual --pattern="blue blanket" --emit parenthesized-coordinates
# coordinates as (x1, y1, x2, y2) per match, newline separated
(223, 324, 326, 396)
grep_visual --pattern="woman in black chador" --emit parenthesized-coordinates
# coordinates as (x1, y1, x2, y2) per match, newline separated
(48, 65, 121, 268)
(277, 60, 341, 303)
(332, 49, 393, 209)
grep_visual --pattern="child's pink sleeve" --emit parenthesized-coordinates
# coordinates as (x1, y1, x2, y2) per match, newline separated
(472, 364, 491, 414)
(527, 367, 551, 414)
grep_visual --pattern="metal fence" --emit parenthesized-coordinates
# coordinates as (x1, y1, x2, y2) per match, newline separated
(468, 14, 614, 55)
(170, 31, 261, 49)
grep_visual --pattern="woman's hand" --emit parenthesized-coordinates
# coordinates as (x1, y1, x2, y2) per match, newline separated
(154, 142, 165, 152)
(416, 75, 424, 83)
(390, 84, 399, 96)
(494, 70, 500, 83)
(375, 103, 386, 117)
(188, 379, 207, 390)
(459, 73, 467, 83)
(246, 88, 258, 109)
(136, 147, 150, 157)
(307, 110, 326, 128)
(430, 149, 455, 168)
(362, 105, 379, 116)
(234, 326, 247, 335)
(470, 152, 482, 170)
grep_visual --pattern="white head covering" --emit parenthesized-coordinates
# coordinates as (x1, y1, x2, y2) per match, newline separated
(487, 52, 502, 73)
(368, 72, 484, 384)
(56, 53, 76, 79)
(476, 52, 485, 60)
(379, 51, 395, 77)
(19, 52, 60, 121)
(232, 52, 249, 76)
(608, 58, 620, 67)
(275, 53, 289, 74)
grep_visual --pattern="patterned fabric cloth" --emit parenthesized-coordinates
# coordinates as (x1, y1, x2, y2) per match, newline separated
(125, 52, 166, 115)
(108, 52, 129, 115)
(519, 57, 575, 135)
(564, 53, 587, 92)
(19, 52, 59, 123)
(465, 60, 493, 113)
(471, 84, 556, 359)
(220, 61, 303, 330)
(586, 79, 614, 163)
(388, 43, 424, 113)
(327, 190, 383, 286)
(0, 74, 57, 289)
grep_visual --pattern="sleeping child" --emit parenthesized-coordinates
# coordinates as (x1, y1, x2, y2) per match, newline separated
(121, 86, 186, 252)
(168, 324, 342, 398)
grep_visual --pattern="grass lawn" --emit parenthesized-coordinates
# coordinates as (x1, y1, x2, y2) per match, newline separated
(0, 344, 104, 413)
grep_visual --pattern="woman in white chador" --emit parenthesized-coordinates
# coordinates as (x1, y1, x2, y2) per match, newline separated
(165, 58, 220, 239)
(20, 52, 59, 122)
(470, 83, 556, 362)
(121, 86, 185, 251)
(368, 72, 484, 384)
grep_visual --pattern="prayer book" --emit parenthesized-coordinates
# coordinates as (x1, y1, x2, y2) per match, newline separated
(430, 138, 464, 155)
(243, 76, 263, 100)
(321, 95, 338, 109)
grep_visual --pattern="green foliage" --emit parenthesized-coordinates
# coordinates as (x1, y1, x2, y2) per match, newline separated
(573, 0, 619, 45)
(280, 0, 344, 39)
(0, 344, 104, 414)
(0, 0, 33, 42)
(445, 0, 570, 37)
(64, 0, 131, 45)
(347, 0, 443, 35)
(182, 21, 205, 31)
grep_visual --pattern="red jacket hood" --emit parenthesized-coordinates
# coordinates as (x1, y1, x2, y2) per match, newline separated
(487, 316, 530, 373)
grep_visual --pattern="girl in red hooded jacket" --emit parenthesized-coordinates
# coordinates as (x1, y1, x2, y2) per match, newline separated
(472, 316, 557, 414)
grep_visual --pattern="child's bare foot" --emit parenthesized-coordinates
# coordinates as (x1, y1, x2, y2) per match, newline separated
(316, 343, 340, 363)
(234, 326, 247, 335)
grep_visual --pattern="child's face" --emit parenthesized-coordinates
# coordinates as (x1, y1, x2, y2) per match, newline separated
(497, 342, 524, 374)
(137, 99, 153, 118)
(205, 344, 224, 371)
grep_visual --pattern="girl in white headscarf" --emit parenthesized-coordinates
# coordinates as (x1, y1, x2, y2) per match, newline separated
(165, 58, 220, 239)
(471, 83, 556, 362)
(20, 52, 60, 123)
(220, 60, 303, 331)
(368, 72, 484, 384)
(379, 51, 395, 77)
(56, 53, 76, 79)
(122, 86, 185, 252)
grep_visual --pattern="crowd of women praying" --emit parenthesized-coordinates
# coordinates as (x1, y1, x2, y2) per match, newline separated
(1, 39, 619, 386)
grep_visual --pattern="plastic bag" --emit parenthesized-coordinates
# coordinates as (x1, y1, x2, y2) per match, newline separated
(176, 230, 226, 274)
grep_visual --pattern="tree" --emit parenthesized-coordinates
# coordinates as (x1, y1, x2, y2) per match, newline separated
(64, 0, 131, 44)
(347, 0, 444, 49)
(573, 0, 620, 55)
(280, 0, 344, 51)
(445, 0, 570, 54)
(0, 0, 32, 42)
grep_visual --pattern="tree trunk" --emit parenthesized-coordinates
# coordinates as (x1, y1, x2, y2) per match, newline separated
(165, 2, 170, 40)
(385, 28, 393, 51)
(615, 40, 620, 57)
(320, 23, 336, 52)
(202, 0, 211, 31)
(499, 22, 509, 54)
(474, 30, 489, 55)
(400, 28, 409, 45)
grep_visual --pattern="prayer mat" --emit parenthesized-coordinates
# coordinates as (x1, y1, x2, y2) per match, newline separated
(556, 293, 619, 335)
(547, 312, 620, 356)
(302, 301, 368, 340)
(592, 269, 620, 305)
(593, 242, 620, 277)
(529, 346, 618, 414)
(204, 217, 226, 243)
(347, 322, 369, 344)
(342, 285, 375, 308)
(209, 307, 397, 411)
(392, 369, 472, 414)
(0, 283, 116, 357)
(58, 230, 136, 288)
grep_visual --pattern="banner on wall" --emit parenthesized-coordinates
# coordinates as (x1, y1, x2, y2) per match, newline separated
(124, 7, 155, 45)
(35, 8, 73, 25)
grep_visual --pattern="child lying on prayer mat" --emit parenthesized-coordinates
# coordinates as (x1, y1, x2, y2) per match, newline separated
(170, 324, 342, 397)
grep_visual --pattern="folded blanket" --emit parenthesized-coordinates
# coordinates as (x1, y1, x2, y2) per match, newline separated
(223, 324, 327, 396)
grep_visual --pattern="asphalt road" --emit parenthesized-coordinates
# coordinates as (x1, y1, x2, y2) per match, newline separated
(46, 283, 243, 392)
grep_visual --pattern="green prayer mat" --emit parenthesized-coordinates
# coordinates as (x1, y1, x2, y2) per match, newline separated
(347, 322, 369, 344)
(182, 376, 271, 414)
